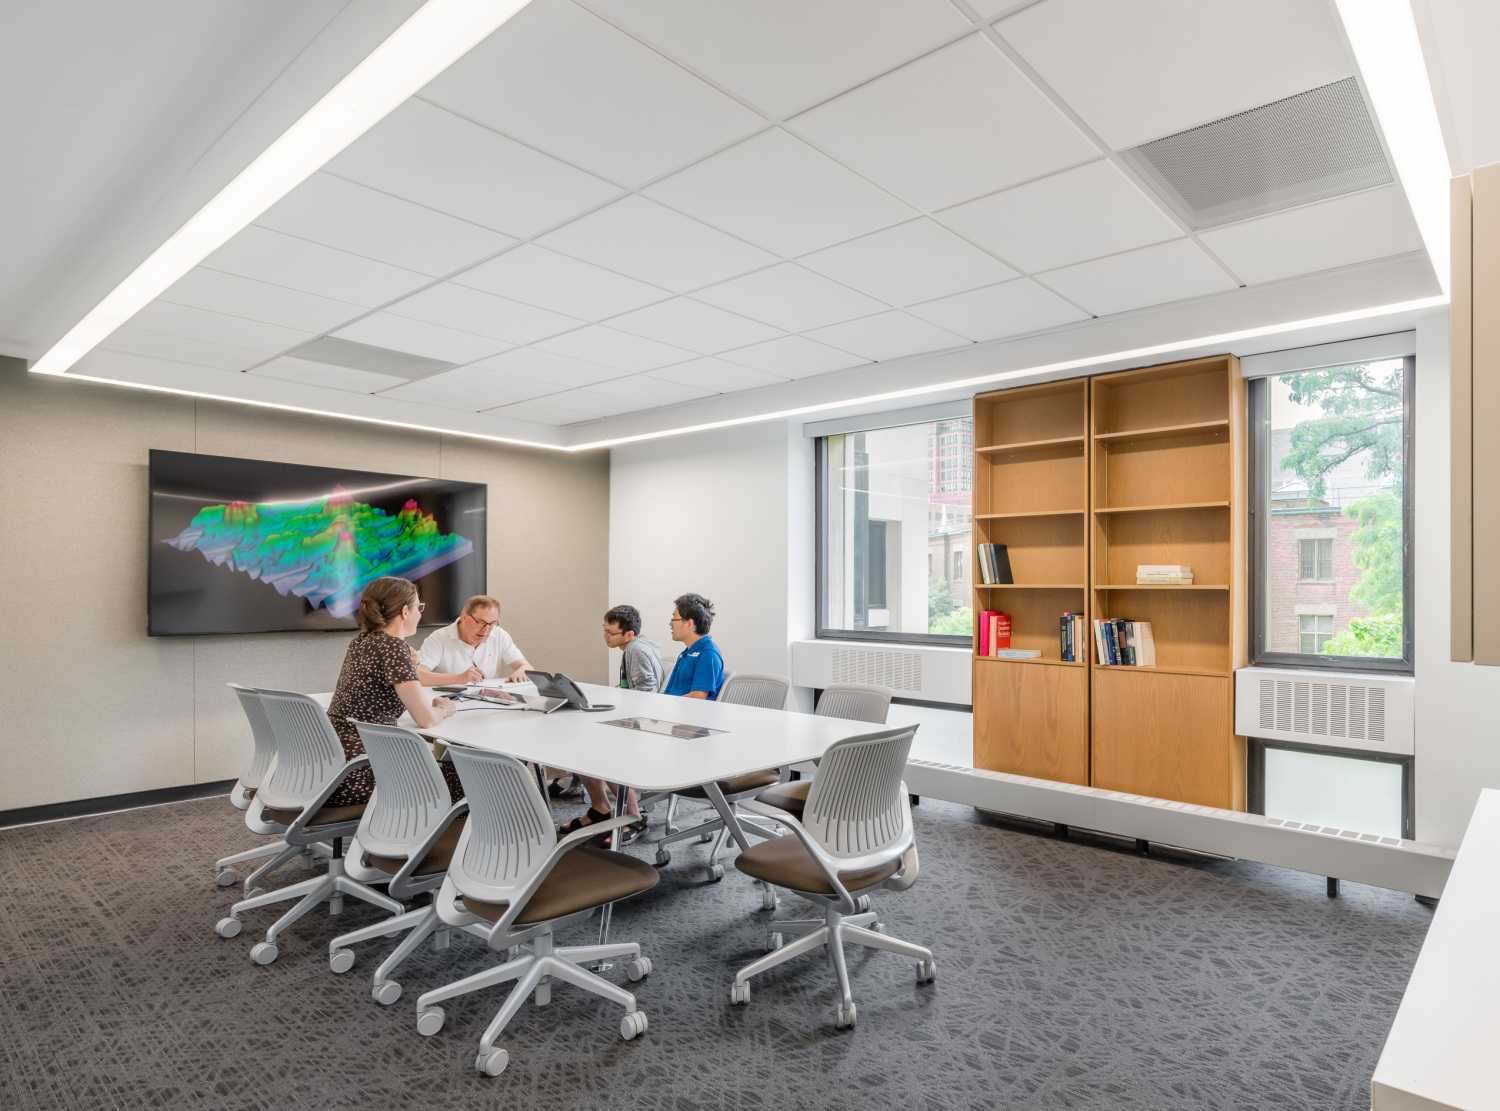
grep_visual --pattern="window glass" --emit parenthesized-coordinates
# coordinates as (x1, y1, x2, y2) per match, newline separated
(1262, 746, 1404, 839)
(1262, 359, 1407, 660)
(819, 417, 973, 640)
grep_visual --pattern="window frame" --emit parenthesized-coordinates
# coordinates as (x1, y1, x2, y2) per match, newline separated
(1247, 354, 1415, 674)
(814, 432, 973, 648)
(1246, 737, 1414, 839)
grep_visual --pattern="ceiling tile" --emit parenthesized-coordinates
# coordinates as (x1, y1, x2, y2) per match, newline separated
(804, 311, 968, 361)
(255, 172, 515, 277)
(1038, 239, 1237, 316)
(533, 389, 641, 418)
(453, 244, 669, 320)
(326, 99, 619, 237)
(907, 279, 1089, 342)
(643, 128, 915, 257)
(202, 226, 429, 307)
(535, 325, 697, 372)
(576, 374, 714, 407)
(608, 298, 782, 353)
(968, 0, 1030, 16)
(377, 366, 558, 410)
(717, 335, 869, 379)
(537, 196, 777, 293)
(938, 160, 1184, 272)
(584, 0, 970, 118)
(250, 356, 408, 394)
(422, 0, 764, 187)
(471, 347, 623, 389)
(387, 283, 581, 345)
(793, 34, 1097, 210)
(98, 327, 266, 371)
(647, 357, 788, 393)
(484, 396, 599, 425)
(798, 218, 1017, 306)
(332, 313, 510, 365)
(1197, 186, 1424, 286)
(996, 0, 1353, 149)
(126, 300, 313, 353)
(692, 263, 886, 332)
(158, 268, 365, 333)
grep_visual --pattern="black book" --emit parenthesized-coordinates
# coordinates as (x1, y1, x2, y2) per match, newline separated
(988, 543, 1013, 585)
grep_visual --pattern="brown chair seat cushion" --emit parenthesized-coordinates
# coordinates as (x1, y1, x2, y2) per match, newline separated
(735, 834, 899, 895)
(677, 770, 781, 799)
(367, 815, 467, 878)
(462, 845, 659, 926)
(262, 803, 367, 827)
(756, 779, 810, 819)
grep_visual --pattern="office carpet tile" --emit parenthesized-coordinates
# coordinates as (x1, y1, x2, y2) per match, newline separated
(0, 797, 1429, 1111)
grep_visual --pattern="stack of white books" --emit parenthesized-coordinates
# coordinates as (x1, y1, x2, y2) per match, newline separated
(1137, 564, 1192, 584)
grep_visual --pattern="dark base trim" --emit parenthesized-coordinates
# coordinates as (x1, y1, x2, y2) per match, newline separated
(891, 695, 973, 713)
(0, 780, 236, 830)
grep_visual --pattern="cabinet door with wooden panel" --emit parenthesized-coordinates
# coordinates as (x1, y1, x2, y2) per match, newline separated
(975, 658, 1089, 785)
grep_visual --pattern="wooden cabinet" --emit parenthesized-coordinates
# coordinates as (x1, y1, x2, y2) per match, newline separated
(974, 658, 1089, 785)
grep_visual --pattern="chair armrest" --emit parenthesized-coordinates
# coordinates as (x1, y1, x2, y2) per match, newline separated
(284, 756, 370, 845)
(740, 798, 916, 913)
(386, 800, 469, 900)
(484, 815, 637, 942)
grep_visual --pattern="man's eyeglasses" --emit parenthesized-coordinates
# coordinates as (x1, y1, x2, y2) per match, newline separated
(465, 613, 498, 630)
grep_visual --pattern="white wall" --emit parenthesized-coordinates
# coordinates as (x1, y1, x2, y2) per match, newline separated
(1413, 310, 1499, 846)
(609, 419, 814, 709)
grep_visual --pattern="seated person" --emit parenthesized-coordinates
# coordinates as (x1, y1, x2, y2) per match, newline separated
(416, 594, 532, 687)
(324, 576, 463, 808)
(561, 605, 663, 843)
(663, 593, 725, 701)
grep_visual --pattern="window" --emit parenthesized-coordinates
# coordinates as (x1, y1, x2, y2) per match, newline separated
(1249, 355, 1413, 671)
(817, 416, 973, 643)
(1249, 741, 1411, 839)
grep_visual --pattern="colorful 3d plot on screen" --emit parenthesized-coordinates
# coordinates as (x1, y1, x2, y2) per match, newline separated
(162, 485, 473, 618)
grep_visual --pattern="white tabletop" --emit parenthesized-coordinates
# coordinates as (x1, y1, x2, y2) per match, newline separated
(1371, 788, 1500, 1111)
(394, 683, 877, 793)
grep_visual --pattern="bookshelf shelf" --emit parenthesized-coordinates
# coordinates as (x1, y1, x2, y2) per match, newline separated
(1093, 419, 1229, 442)
(1093, 583, 1229, 591)
(979, 583, 1085, 589)
(976, 656, 1086, 668)
(1090, 664, 1230, 678)
(1093, 501, 1230, 514)
(977, 435, 1087, 454)
(975, 509, 1085, 519)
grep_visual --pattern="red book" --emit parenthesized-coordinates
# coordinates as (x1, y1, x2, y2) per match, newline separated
(977, 610, 993, 656)
(995, 613, 1011, 650)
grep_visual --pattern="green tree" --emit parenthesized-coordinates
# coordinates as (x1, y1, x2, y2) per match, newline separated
(928, 577, 954, 620)
(929, 606, 973, 636)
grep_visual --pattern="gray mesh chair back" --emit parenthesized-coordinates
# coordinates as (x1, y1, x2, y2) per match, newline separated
(229, 683, 278, 793)
(255, 688, 348, 811)
(815, 684, 892, 725)
(803, 725, 916, 860)
(445, 746, 557, 906)
(351, 722, 453, 860)
(718, 673, 793, 711)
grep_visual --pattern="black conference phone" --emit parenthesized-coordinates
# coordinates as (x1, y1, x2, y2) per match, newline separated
(525, 670, 615, 712)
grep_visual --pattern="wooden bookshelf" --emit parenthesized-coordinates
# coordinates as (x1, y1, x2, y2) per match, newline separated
(972, 379, 1089, 785)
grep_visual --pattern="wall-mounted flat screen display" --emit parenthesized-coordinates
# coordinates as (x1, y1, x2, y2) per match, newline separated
(149, 450, 486, 636)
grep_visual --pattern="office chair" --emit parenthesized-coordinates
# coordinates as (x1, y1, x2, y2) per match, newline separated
(757, 683, 893, 821)
(648, 673, 793, 890)
(412, 745, 658, 1077)
(213, 689, 404, 964)
(732, 724, 935, 1029)
(326, 722, 485, 1005)
(214, 684, 326, 893)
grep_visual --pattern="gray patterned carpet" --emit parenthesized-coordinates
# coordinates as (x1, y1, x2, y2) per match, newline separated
(0, 795, 1429, 1111)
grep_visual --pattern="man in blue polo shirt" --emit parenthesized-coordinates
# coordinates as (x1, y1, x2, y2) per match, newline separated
(662, 593, 725, 700)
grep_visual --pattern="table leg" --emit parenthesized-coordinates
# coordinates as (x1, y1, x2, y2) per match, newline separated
(704, 785, 751, 853)
(592, 785, 631, 970)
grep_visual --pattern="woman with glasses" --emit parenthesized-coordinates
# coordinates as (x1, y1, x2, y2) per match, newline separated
(323, 575, 464, 807)
(415, 594, 533, 687)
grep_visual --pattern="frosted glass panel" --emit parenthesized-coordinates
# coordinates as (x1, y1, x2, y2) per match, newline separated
(1263, 747, 1403, 838)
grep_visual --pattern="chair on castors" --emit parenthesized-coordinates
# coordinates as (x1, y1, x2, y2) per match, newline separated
(756, 683, 893, 821)
(212, 689, 404, 964)
(731, 724, 934, 1029)
(326, 722, 486, 1006)
(413, 745, 659, 1077)
(647, 673, 794, 888)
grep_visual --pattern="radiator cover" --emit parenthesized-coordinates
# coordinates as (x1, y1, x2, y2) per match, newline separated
(1234, 666, 1414, 756)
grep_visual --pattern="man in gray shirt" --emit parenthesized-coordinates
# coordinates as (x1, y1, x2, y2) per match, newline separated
(557, 605, 662, 844)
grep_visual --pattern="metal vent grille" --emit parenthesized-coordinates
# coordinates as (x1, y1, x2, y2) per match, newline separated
(830, 646, 923, 693)
(1119, 77, 1392, 229)
(1256, 677, 1388, 745)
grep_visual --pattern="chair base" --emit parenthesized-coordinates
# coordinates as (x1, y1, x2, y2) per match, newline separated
(732, 900, 934, 1023)
(219, 857, 403, 961)
(215, 839, 332, 889)
(328, 903, 491, 1002)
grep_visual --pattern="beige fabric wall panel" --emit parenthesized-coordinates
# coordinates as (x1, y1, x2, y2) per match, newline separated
(1450, 174, 1474, 662)
(0, 359, 609, 810)
(1473, 164, 1500, 664)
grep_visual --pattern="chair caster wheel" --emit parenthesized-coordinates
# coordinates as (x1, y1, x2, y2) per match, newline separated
(625, 957, 652, 982)
(329, 948, 355, 974)
(917, 959, 936, 984)
(620, 1010, 648, 1040)
(654, 849, 671, 867)
(872, 922, 884, 934)
(417, 1007, 445, 1037)
(730, 981, 750, 1005)
(765, 932, 784, 952)
(707, 864, 724, 882)
(761, 886, 778, 910)
(700, 831, 716, 843)
(250, 942, 278, 965)
(854, 894, 871, 913)
(476, 1048, 509, 1077)
(214, 917, 242, 939)
(216, 869, 237, 887)
(372, 980, 402, 1006)
(244, 887, 267, 900)
(835, 1002, 857, 1029)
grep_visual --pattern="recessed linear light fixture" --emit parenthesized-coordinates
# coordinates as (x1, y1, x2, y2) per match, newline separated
(55, 295, 1446, 453)
(1332, 0, 1452, 293)
(28, 0, 532, 378)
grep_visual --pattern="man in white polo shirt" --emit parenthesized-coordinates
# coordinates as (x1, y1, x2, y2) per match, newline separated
(416, 594, 533, 686)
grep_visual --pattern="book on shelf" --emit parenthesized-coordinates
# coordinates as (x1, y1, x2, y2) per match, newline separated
(1136, 564, 1193, 584)
(1058, 611, 1085, 662)
(976, 543, 1013, 585)
(992, 648, 1041, 659)
(1092, 619, 1155, 666)
(976, 610, 1011, 657)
